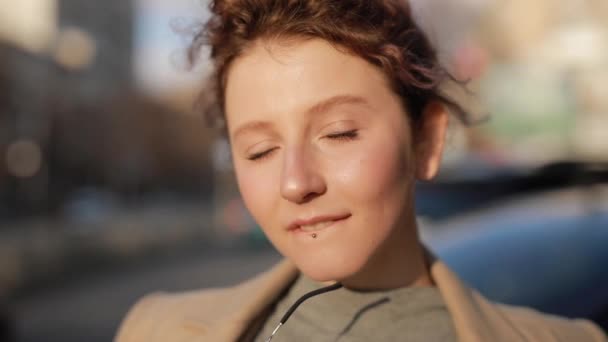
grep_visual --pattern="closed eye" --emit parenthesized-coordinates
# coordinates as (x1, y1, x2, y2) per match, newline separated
(247, 130, 357, 161)
(325, 129, 359, 141)
(247, 147, 278, 161)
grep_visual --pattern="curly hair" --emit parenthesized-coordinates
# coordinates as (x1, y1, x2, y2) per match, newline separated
(189, 0, 468, 132)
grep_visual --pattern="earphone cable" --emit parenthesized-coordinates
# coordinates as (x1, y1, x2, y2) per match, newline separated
(265, 282, 343, 342)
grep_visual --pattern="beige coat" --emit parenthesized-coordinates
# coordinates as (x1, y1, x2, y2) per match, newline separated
(115, 257, 607, 342)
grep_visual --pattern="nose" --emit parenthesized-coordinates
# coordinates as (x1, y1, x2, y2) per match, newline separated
(280, 146, 326, 204)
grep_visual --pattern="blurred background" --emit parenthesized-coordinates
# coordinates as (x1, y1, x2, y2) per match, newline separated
(0, 0, 606, 341)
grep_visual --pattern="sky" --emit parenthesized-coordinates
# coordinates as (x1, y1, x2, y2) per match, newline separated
(133, 0, 211, 97)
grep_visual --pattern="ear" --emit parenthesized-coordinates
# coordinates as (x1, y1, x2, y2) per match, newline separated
(414, 101, 449, 181)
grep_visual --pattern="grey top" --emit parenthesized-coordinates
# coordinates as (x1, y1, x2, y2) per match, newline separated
(255, 274, 457, 342)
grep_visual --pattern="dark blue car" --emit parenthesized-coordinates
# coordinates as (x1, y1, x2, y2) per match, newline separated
(420, 177, 608, 332)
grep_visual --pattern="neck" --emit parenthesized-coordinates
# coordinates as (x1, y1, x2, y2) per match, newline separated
(338, 214, 433, 291)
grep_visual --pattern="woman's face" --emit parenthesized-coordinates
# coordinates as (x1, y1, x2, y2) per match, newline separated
(225, 38, 443, 282)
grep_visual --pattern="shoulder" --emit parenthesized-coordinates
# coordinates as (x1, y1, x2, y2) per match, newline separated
(114, 287, 230, 342)
(492, 299, 607, 341)
(114, 259, 299, 342)
(428, 255, 606, 342)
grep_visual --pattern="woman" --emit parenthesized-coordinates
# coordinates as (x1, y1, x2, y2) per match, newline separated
(116, 0, 606, 341)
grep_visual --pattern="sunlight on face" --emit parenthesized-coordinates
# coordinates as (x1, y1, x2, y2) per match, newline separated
(225, 38, 418, 282)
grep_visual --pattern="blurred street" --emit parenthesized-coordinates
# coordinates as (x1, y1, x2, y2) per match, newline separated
(13, 247, 281, 342)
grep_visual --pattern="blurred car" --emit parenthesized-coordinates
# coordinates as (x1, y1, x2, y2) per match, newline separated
(419, 162, 608, 332)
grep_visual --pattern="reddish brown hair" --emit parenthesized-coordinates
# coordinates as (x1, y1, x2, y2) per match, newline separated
(189, 0, 468, 131)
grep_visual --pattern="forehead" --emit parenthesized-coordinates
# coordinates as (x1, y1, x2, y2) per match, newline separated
(224, 38, 396, 130)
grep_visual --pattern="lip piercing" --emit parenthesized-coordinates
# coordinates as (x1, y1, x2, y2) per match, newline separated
(311, 233, 317, 239)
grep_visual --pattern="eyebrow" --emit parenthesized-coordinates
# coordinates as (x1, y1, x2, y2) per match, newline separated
(307, 94, 371, 116)
(231, 94, 371, 140)
(231, 121, 275, 141)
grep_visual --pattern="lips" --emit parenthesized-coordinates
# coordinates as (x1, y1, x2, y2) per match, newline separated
(288, 213, 351, 233)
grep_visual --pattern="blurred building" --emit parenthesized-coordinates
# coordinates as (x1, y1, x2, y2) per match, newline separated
(0, 0, 215, 221)
(471, 0, 608, 166)
(412, 0, 607, 169)
(0, 43, 61, 218)
(58, 0, 134, 99)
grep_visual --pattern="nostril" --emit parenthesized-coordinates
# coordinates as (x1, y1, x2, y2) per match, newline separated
(301, 191, 321, 204)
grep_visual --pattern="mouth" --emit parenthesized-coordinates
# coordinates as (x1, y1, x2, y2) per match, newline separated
(288, 213, 351, 233)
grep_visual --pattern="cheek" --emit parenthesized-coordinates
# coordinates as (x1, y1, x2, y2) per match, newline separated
(332, 131, 412, 212)
(234, 162, 278, 229)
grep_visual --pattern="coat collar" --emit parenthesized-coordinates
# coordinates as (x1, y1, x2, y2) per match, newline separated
(426, 255, 526, 341)
(177, 248, 574, 341)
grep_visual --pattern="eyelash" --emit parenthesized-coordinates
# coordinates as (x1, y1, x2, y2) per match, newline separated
(246, 130, 359, 161)
(325, 129, 359, 141)
(247, 147, 278, 161)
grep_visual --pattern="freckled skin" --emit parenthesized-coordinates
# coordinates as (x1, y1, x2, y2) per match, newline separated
(225, 39, 445, 290)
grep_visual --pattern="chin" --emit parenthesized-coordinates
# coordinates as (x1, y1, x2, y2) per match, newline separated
(291, 248, 370, 283)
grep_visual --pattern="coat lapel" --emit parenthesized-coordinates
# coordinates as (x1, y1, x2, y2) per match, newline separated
(429, 258, 527, 341)
(180, 259, 299, 341)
